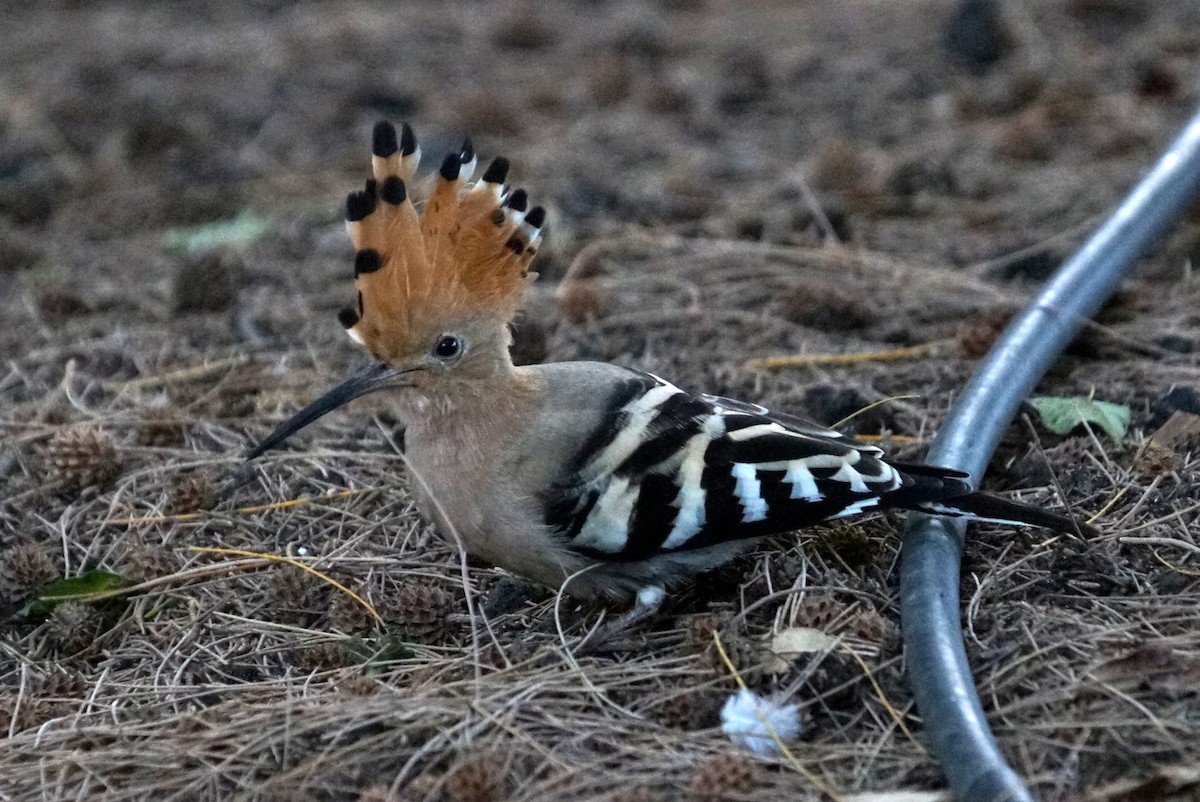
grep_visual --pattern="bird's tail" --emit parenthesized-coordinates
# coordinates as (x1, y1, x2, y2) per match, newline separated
(914, 491, 1097, 537)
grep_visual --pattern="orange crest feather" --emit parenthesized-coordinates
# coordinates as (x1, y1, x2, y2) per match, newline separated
(339, 121, 544, 363)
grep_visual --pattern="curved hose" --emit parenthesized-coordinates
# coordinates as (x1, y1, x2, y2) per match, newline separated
(900, 106, 1200, 802)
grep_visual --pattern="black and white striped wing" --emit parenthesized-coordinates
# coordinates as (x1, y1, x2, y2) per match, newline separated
(542, 373, 944, 561)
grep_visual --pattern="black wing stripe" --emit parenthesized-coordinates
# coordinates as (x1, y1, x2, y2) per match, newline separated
(699, 461, 742, 537)
(563, 375, 657, 475)
(703, 393, 863, 443)
(707, 432, 851, 466)
(885, 460, 972, 480)
(617, 392, 710, 476)
(701, 395, 769, 416)
(622, 473, 680, 558)
(758, 468, 796, 513)
(718, 413, 766, 434)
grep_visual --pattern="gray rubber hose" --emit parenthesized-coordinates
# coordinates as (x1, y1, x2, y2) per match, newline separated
(900, 106, 1200, 802)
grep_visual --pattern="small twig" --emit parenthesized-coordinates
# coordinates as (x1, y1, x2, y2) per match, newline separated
(190, 546, 383, 625)
(104, 485, 392, 525)
(1021, 414, 1089, 539)
(1086, 486, 1130, 525)
(386, 446, 486, 689)
(1112, 474, 1165, 529)
(746, 342, 950, 371)
(852, 434, 922, 445)
(106, 355, 253, 392)
(1151, 550, 1200, 577)
(840, 646, 922, 750)
(1118, 536, 1200, 557)
(552, 565, 640, 719)
(832, 394, 920, 430)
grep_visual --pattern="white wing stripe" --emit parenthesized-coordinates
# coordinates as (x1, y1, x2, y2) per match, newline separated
(831, 497, 881, 518)
(832, 463, 870, 493)
(731, 463, 769, 523)
(664, 413, 726, 549)
(581, 380, 682, 479)
(918, 501, 1026, 526)
(797, 453, 854, 469)
(726, 422, 793, 441)
(574, 476, 639, 553)
(784, 461, 823, 501)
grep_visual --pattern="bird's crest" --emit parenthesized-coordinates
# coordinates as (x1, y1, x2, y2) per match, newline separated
(339, 121, 544, 363)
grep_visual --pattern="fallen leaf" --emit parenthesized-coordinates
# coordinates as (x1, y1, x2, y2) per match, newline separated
(163, 211, 271, 257)
(1029, 396, 1130, 442)
(765, 626, 839, 674)
(1071, 764, 1200, 801)
(1092, 641, 1200, 698)
(20, 569, 132, 617)
(1148, 411, 1200, 451)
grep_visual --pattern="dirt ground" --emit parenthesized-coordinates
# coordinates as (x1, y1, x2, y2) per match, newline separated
(3, 1, 1200, 800)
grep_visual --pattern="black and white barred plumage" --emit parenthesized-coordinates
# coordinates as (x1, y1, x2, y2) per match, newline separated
(543, 372, 1092, 560)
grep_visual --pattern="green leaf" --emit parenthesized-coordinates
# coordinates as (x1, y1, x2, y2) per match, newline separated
(1028, 396, 1131, 443)
(163, 211, 271, 257)
(20, 570, 133, 618)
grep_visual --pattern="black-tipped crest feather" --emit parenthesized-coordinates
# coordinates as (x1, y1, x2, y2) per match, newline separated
(372, 120, 398, 157)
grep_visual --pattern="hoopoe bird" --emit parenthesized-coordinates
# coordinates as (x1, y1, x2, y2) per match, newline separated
(249, 121, 1094, 621)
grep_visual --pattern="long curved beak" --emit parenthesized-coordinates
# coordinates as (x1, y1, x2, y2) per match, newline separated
(246, 362, 415, 460)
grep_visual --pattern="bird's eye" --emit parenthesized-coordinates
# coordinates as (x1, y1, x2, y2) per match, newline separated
(433, 335, 462, 360)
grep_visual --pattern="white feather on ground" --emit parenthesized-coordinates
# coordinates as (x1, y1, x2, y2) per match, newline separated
(720, 688, 803, 756)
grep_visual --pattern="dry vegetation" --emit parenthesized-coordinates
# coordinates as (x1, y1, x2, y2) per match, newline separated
(3, 2, 1200, 800)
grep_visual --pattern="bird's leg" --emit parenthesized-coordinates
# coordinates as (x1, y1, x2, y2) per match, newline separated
(577, 586, 666, 654)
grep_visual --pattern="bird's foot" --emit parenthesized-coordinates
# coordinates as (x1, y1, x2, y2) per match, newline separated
(576, 586, 666, 654)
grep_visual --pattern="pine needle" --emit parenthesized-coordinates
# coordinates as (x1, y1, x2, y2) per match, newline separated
(190, 546, 383, 625)
(106, 486, 392, 525)
(746, 342, 947, 370)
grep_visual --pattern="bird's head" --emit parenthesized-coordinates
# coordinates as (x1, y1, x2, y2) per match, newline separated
(247, 121, 544, 459)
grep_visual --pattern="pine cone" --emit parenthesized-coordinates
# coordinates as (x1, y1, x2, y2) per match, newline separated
(121, 541, 180, 584)
(336, 671, 379, 697)
(166, 472, 217, 515)
(444, 754, 508, 802)
(328, 582, 377, 633)
(2, 669, 86, 733)
(793, 596, 844, 631)
(0, 541, 58, 604)
(386, 580, 457, 636)
(689, 751, 758, 801)
(655, 689, 721, 730)
(138, 407, 187, 447)
(684, 611, 729, 652)
(609, 788, 669, 802)
(46, 601, 103, 653)
(845, 607, 900, 653)
(268, 567, 327, 624)
(705, 629, 759, 681)
(356, 784, 399, 802)
(36, 667, 88, 699)
(300, 640, 347, 671)
(43, 426, 122, 490)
